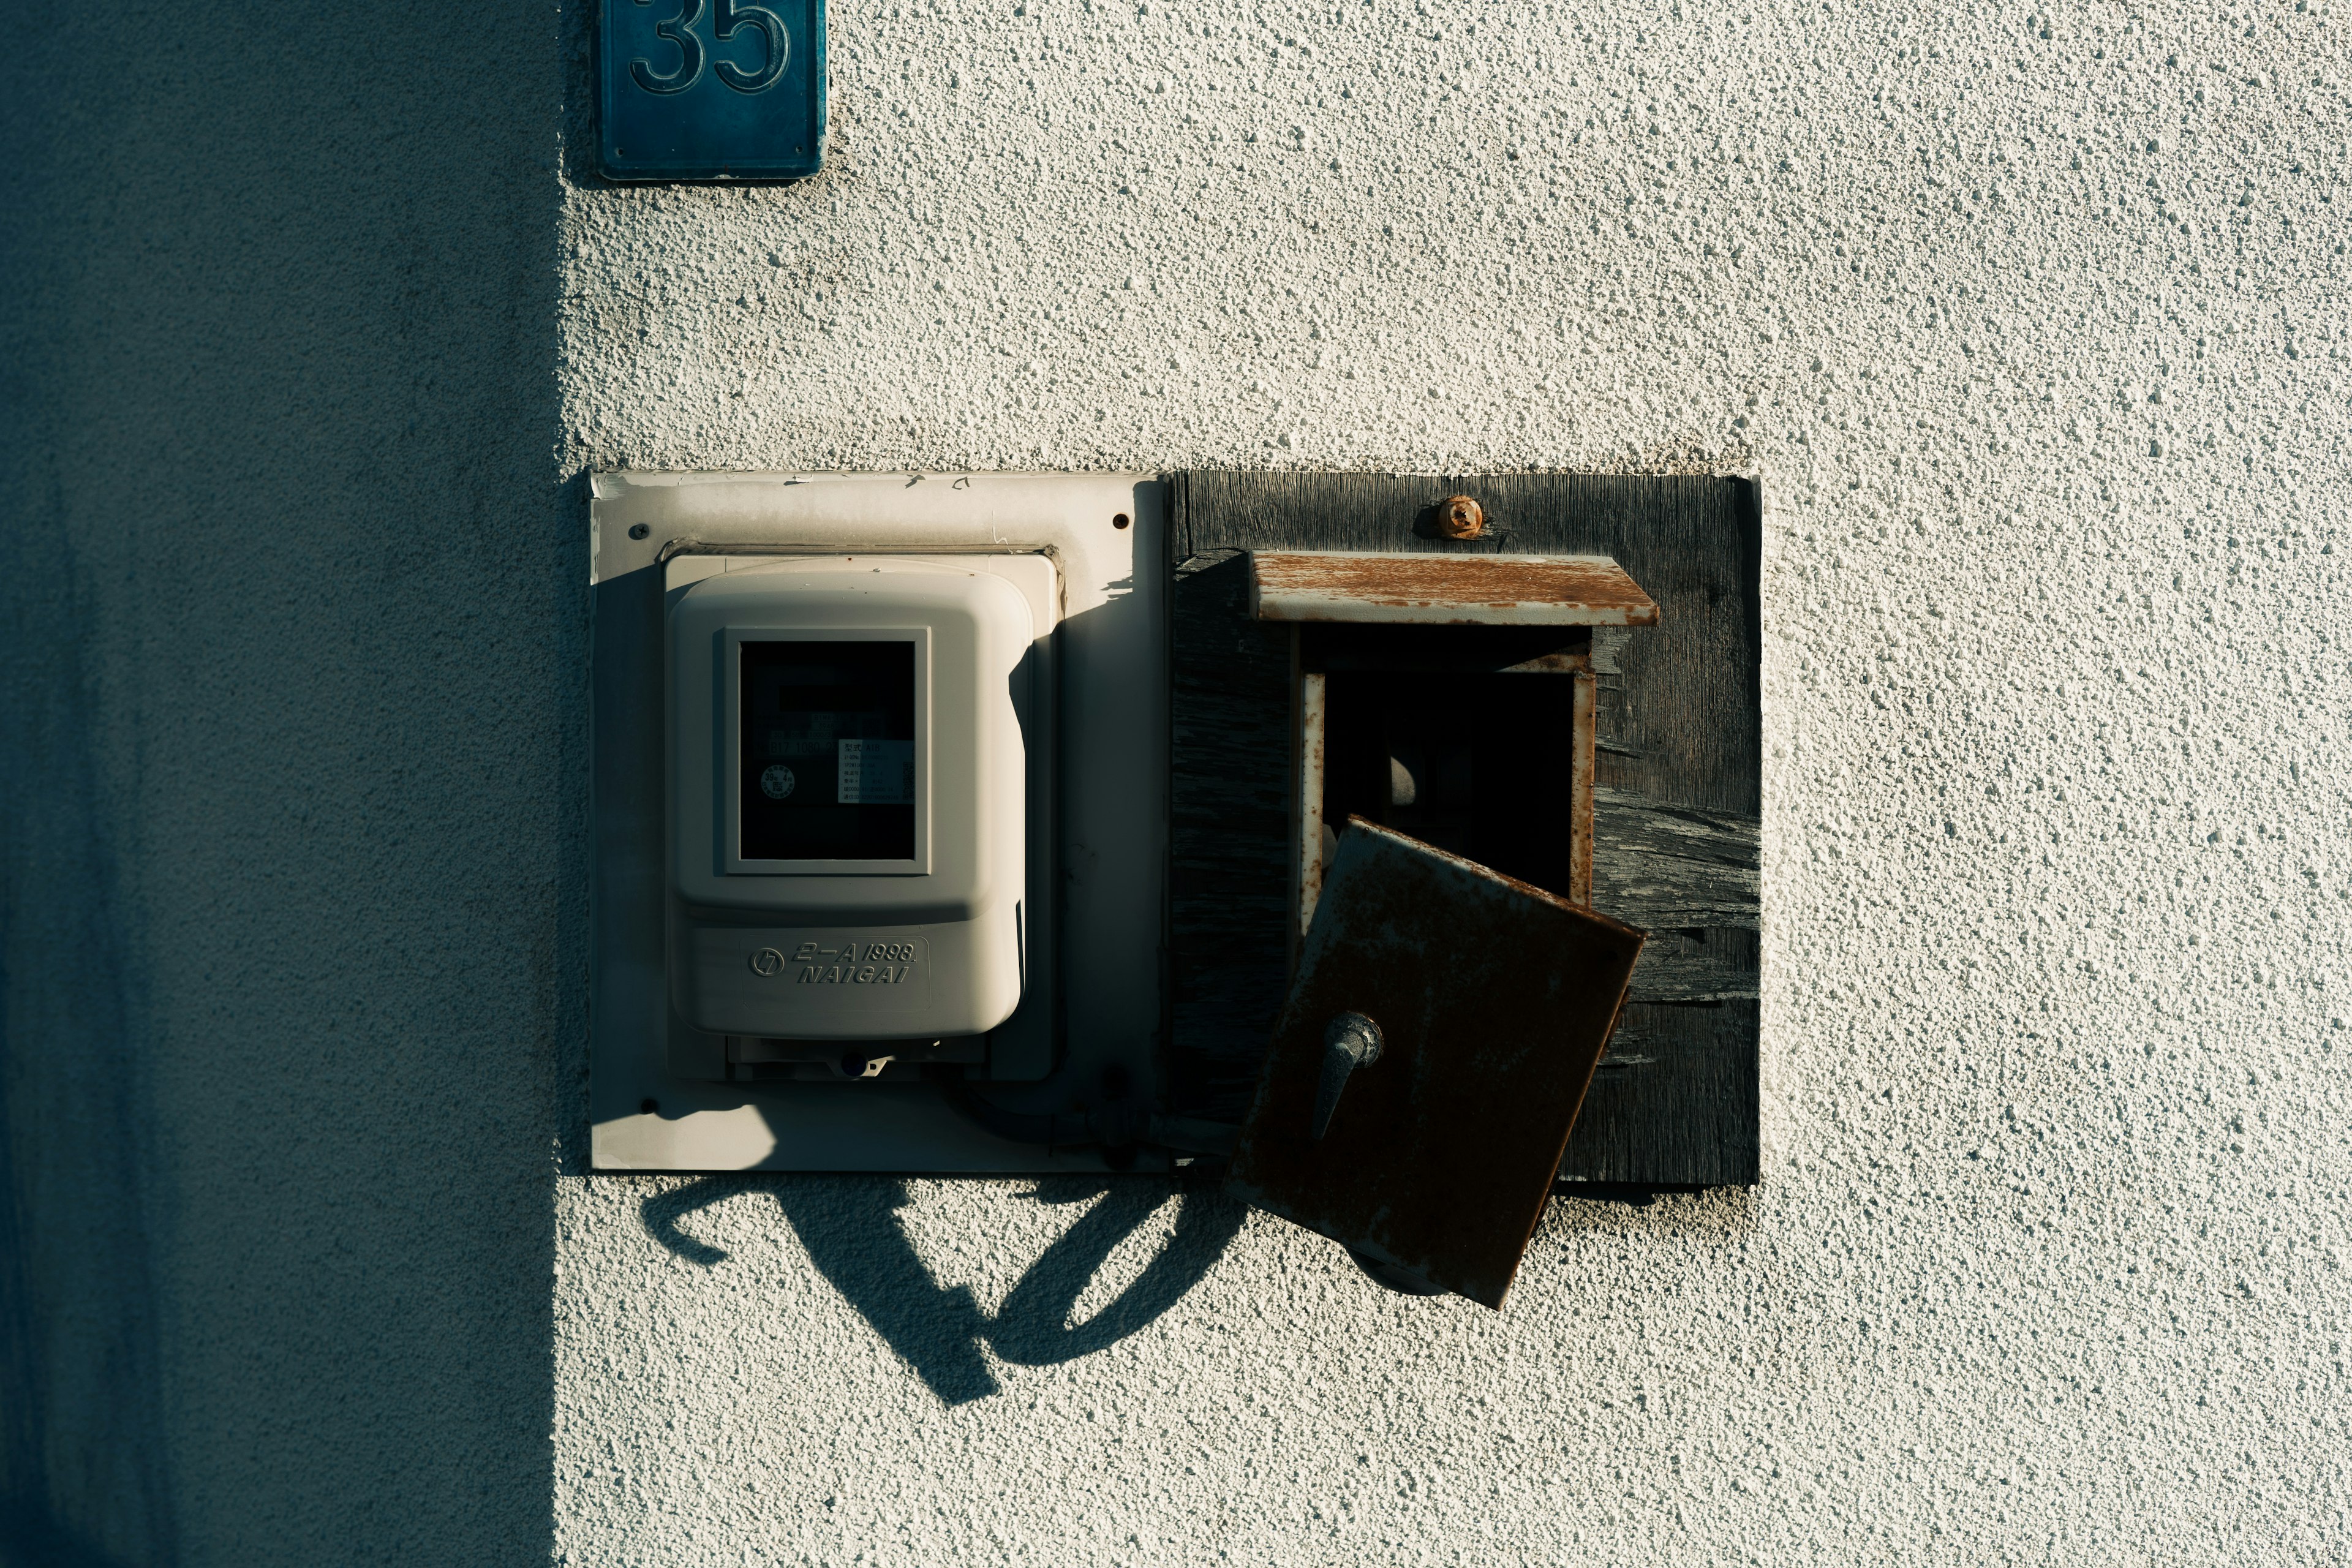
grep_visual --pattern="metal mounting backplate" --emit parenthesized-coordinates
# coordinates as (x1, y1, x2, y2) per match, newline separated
(589, 472, 1167, 1173)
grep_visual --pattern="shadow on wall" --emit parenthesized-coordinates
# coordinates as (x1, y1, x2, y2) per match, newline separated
(644, 1177, 1247, 1406)
(4, 0, 570, 1552)
(0, 549, 175, 1568)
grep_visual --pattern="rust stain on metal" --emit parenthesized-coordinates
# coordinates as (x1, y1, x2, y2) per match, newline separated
(1226, 818, 1646, 1310)
(1499, 650, 1587, 674)
(1250, 551, 1661, 628)
(1295, 669, 1330, 951)
(1569, 666, 1596, 905)
(1434, 494, 1487, 540)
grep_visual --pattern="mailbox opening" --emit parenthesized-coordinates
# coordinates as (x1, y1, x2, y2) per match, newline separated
(1312, 633, 1591, 913)
(1262, 552, 1657, 948)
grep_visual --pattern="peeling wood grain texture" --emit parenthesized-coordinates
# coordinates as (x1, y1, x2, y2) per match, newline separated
(1592, 784, 1762, 1003)
(1169, 471, 1761, 1186)
(1166, 546, 1295, 1117)
(1250, 551, 1659, 626)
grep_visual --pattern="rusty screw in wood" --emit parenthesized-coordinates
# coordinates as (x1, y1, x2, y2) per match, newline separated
(1435, 494, 1487, 540)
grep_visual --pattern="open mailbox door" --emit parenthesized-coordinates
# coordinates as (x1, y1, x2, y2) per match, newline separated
(1226, 818, 1647, 1310)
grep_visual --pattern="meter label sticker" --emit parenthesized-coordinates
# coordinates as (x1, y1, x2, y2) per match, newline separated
(757, 937, 927, 987)
(835, 738, 913, 805)
(758, 764, 796, 800)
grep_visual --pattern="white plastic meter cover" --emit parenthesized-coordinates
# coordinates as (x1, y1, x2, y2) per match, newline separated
(668, 559, 1034, 1039)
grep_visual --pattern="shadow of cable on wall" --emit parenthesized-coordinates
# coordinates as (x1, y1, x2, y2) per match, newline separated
(642, 1176, 1247, 1406)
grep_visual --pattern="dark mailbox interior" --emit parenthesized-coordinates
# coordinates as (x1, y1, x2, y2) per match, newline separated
(1311, 627, 1589, 907)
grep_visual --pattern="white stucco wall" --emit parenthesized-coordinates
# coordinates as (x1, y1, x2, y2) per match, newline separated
(6, 0, 2348, 1562)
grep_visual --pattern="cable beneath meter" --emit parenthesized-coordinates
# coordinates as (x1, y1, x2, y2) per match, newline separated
(938, 1082, 1238, 1163)
(939, 1082, 1093, 1148)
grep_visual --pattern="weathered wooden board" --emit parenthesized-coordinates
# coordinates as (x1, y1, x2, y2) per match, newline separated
(1168, 471, 1761, 1188)
(1251, 551, 1659, 626)
(1165, 549, 1295, 1118)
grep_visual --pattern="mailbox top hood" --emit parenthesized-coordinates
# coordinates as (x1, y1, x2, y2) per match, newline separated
(1248, 550, 1660, 627)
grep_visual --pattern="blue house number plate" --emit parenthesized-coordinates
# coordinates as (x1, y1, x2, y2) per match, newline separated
(600, 0, 824, 180)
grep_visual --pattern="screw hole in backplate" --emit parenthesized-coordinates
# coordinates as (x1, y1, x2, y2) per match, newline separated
(1112, 513, 1131, 530)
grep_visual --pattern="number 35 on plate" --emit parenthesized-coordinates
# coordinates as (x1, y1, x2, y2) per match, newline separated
(600, 0, 824, 180)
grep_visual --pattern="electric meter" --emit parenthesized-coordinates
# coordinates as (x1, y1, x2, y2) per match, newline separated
(667, 558, 1036, 1039)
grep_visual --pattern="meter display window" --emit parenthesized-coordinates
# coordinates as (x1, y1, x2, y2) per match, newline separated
(739, 639, 917, 861)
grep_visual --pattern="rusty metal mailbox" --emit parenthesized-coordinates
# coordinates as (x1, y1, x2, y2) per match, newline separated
(1222, 543, 1662, 1304)
(1169, 472, 1763, 1281)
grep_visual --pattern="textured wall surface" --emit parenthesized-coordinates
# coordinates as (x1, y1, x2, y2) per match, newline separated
(555, 0, 2350, 1561)
(7, 0, 2350, 1562)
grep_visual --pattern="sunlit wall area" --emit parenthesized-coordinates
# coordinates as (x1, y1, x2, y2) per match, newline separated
(553, 2, 2350, 1561)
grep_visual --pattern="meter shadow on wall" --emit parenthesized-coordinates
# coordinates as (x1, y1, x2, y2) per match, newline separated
(642, 1175, 1245, 1405)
